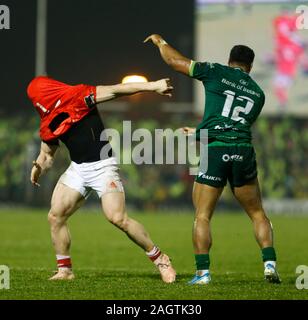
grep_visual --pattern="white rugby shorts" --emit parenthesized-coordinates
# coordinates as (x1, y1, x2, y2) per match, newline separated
(58, 157, 124, 198)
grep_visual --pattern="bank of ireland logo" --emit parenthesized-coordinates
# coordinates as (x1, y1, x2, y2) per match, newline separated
(0, 265, 10, 290)
(295, 265, 308, 290)
(239, 79, 248, 86)
(0, 5, 10, 30)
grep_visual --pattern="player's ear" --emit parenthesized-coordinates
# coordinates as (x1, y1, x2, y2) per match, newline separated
(247, 63, 253, 73)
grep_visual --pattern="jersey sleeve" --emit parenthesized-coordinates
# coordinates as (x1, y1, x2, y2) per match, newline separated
(261, 91, 266, 107)
(72, 84, 97, 109)
(189, 61, 217, 81)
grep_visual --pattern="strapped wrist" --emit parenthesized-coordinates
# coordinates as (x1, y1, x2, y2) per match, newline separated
(33, 161, 42, 171)
(158, 39, 168, 46)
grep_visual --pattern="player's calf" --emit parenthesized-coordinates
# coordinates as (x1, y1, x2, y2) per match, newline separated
(108, 216, 177, 283)
(48, 208, 74, 280)
(102, 193, 176, 283)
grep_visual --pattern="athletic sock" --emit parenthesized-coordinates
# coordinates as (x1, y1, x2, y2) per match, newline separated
(262, 247, 277, 264)
(197, 269, 209, 277)
(146, 246, 162, 262)
(56, 255, 72, 270)
(264, 260, 276, 268)
(195, 254, 210, 271)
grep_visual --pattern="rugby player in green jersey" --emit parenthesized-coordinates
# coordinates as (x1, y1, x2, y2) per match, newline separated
(145, 34, 281, 285)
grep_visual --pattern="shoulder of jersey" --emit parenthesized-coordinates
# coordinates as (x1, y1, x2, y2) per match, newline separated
(249, 76, 265, 96)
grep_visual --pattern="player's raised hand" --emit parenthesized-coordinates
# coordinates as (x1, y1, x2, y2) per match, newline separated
(155, 78, 173, 97)
(144, 34, 167, 47)
(30, 161, 42, 187)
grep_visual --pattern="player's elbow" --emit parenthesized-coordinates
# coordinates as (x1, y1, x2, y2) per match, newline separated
(168, 58, 190, 75)
(40, 152, 55, 171)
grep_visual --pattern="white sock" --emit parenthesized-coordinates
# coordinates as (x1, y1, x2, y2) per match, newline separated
(264, 261, 276, 268)
(56, 255, 70, 260)
(56, 255, 72, 270)
(197, 269, 209, 276)
(146, 246, 161, 262)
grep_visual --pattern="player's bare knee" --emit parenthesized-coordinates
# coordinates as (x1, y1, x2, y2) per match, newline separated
(248, 209, 269, 223)
(48, 207, 70, 227)
(195, 211, 212, 223)
(48, 212, 58, 229)
(108, 214, 129, 231)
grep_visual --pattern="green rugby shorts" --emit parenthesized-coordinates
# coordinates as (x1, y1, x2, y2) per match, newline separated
(196, 142, 258, 188)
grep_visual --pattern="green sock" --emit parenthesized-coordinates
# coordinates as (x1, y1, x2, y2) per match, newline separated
(262, 247, 277, 262)
(195, 254, 210, 270)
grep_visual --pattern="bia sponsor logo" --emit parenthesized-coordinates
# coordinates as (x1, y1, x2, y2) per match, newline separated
(0, 5, 10, 30)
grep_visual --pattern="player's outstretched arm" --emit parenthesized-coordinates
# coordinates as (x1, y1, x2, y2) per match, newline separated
(96, 78, 173, 103)
(30, 141, 58, 187)
(144, 34, 191, 75)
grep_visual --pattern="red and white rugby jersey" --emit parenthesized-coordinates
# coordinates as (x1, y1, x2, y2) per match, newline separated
(27, 76, 97, 142)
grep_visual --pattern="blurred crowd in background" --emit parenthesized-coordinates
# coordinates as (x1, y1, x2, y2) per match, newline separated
(1, 104, 307, 209)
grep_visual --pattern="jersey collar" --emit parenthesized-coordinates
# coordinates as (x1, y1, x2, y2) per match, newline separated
(233, 66, 248, 74)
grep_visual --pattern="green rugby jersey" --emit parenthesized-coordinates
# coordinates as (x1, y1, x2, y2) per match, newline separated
(190, 61, 265, 144)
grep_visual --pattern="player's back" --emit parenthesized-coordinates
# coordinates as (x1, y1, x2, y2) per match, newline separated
(190, 62, 265, 144)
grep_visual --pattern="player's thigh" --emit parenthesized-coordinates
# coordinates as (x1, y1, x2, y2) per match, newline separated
(196, 145, 230, 189)
(51, 162, 89, 218)
(193, 182, 223, 220)
(233, 178, 264, 218)
(50, 182, 85, 218)
(85, 161, 124, 201)
(86, 162, 126, 221)
(229, 145, 258, 189)
(101, 191, 126, 223)
(194, 145, 228, 218)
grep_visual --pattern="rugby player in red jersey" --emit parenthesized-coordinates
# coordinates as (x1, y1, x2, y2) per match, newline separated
(273, 11, 308, 108)
(27, 76, 176, 282)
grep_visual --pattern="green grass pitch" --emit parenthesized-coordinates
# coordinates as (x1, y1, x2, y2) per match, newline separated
(0, 208, 307, 300)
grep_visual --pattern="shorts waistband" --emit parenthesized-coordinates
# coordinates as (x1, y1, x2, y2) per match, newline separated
(71, 157, 118, 169)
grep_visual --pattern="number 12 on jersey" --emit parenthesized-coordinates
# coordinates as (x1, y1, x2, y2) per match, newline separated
(222, 90, 254, 124)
